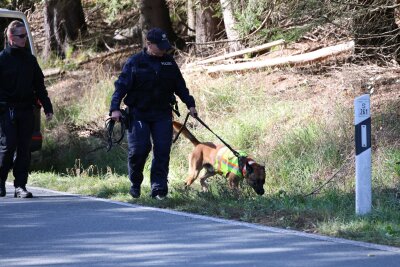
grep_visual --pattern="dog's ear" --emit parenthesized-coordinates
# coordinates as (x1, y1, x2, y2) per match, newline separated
(246, 162, 254, 174)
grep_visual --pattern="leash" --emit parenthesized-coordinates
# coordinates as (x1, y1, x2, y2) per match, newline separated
(105, 109, 128, 152)
(174, 112, 245, 166)
(173, 112, 191, 143)
(194, 115, 242, 159)
(303, 152, 353, 197)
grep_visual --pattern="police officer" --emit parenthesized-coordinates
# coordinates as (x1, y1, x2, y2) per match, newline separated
(110, 28, 197, 200)
(0, 20, 53, 198)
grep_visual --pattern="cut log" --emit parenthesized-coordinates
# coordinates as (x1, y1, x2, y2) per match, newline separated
(43, 67, 63, 77)
(205, 41, 355, 74)
(187, 39, 285, 67)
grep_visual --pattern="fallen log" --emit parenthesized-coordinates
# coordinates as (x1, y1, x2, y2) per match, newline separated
(187, 39, 285, 67)
(205, 41, 355, 74)
(43, 67, 63, 78)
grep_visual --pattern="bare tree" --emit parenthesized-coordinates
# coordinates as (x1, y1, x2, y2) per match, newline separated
(11, 0, 35, 12)
(43, 0, 87, 58)
(187, 0, 196, 37)
(220, 0, 243, 52)
(138, 0, 184, 49)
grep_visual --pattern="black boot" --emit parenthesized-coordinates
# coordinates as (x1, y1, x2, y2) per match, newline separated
(129, 187, 141, 198)
(14, 186, 33, 198)
(0, 181, 5, 197)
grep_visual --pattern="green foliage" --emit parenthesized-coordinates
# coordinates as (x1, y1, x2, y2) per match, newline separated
(372, 148, 400, 189)
(0, 0, 11, 8)
(167, 0, 188, 29)
(234, 0, 269, 36)
(29, 170, 131, 198)
(31, 67, 125, 174)
(268, 26, 312, 43)
(290, 0, 326, 19)
(268, 123, 344, 193)
(233, 0, 338, 44)
(96, 0, 136, 22)
(37, 53, 64, 69)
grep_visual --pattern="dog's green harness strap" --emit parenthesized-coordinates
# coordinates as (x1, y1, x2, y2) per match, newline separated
(177, 113, 248, 177)
(214, 147, 247, 178)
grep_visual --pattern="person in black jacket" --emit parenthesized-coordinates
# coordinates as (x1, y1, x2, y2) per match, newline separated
(0, 20, 53, 198)
(110, 28, 197, 200)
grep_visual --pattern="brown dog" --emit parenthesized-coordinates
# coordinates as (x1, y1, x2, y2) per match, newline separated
(173, 121, 265, 195)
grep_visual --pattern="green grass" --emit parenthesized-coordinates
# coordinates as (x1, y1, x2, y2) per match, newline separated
(28, 66, 400, 247)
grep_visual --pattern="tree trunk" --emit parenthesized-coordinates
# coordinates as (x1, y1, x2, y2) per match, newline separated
(195, 0, 224, 43)
(187, 0, 196, 37)
(138, 0, 184, 49)
(43, 0, 87, 58)
(11, 0, 35, 12)
(220, 0, 243, 52)
(353, 0, 400, 62)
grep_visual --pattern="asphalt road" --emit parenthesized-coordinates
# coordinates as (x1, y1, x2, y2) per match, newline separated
(0, 184, 399, 267)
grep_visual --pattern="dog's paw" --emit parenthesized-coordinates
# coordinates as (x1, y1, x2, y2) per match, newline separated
(201, 186, 209, 193)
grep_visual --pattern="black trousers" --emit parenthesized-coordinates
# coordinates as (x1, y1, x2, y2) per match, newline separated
(0, 108, 34, 187)
(127, 117, 173, 197)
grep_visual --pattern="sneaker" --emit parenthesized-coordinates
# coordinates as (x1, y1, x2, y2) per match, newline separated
(153, 194, 166, 201)
(0, 182, 5, 197)
(129, 187, 140, 198)
(14, 187, 33, 198)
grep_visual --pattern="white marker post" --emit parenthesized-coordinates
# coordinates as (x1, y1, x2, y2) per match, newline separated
(354, 94, 372, 215)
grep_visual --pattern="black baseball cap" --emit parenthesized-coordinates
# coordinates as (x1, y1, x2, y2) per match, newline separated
(146, 28, 172, 51)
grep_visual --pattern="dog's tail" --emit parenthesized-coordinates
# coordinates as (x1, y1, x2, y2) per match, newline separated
(173, 121, 200, 146)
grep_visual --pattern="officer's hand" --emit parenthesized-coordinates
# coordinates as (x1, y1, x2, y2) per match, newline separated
(111, 110, 122, 121)
(45, 113, 53, 121)
(189, 107, 198, 118)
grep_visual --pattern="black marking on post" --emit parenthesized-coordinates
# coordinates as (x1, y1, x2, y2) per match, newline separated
(355, 117, 371, 156)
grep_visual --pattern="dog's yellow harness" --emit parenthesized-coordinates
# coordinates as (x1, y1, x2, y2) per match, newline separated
(214, 147, 248, 178)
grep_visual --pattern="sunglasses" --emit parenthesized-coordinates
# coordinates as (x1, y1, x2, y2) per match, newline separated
(13, 33, 27, 38)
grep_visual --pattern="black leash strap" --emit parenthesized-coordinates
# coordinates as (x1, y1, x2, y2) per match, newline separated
(105, 109, 128, 152)
(173, 112, 190, 143)
(194, 114, 242, 159)
(105, 119, 124, 152)
(174, 112, 241, 158)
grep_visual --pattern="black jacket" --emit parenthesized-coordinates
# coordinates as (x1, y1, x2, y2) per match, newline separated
(110, 49, 195, 116)
(0, 46, 53, 114)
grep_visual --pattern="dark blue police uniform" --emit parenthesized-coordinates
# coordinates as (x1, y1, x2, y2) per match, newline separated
(110, 48, 196, 197)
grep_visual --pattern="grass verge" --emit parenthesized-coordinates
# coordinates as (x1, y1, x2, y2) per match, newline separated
(28, 66, 400, 247)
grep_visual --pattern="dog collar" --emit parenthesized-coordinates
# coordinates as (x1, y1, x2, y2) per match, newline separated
(242, 159, 255, 177)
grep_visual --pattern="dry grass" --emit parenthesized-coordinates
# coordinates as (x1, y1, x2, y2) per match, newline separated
(29, 57, 400, 247)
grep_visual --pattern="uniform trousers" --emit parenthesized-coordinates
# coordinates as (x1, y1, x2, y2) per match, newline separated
(0, 107, 34, 187)
(127, 116, 173, 196)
